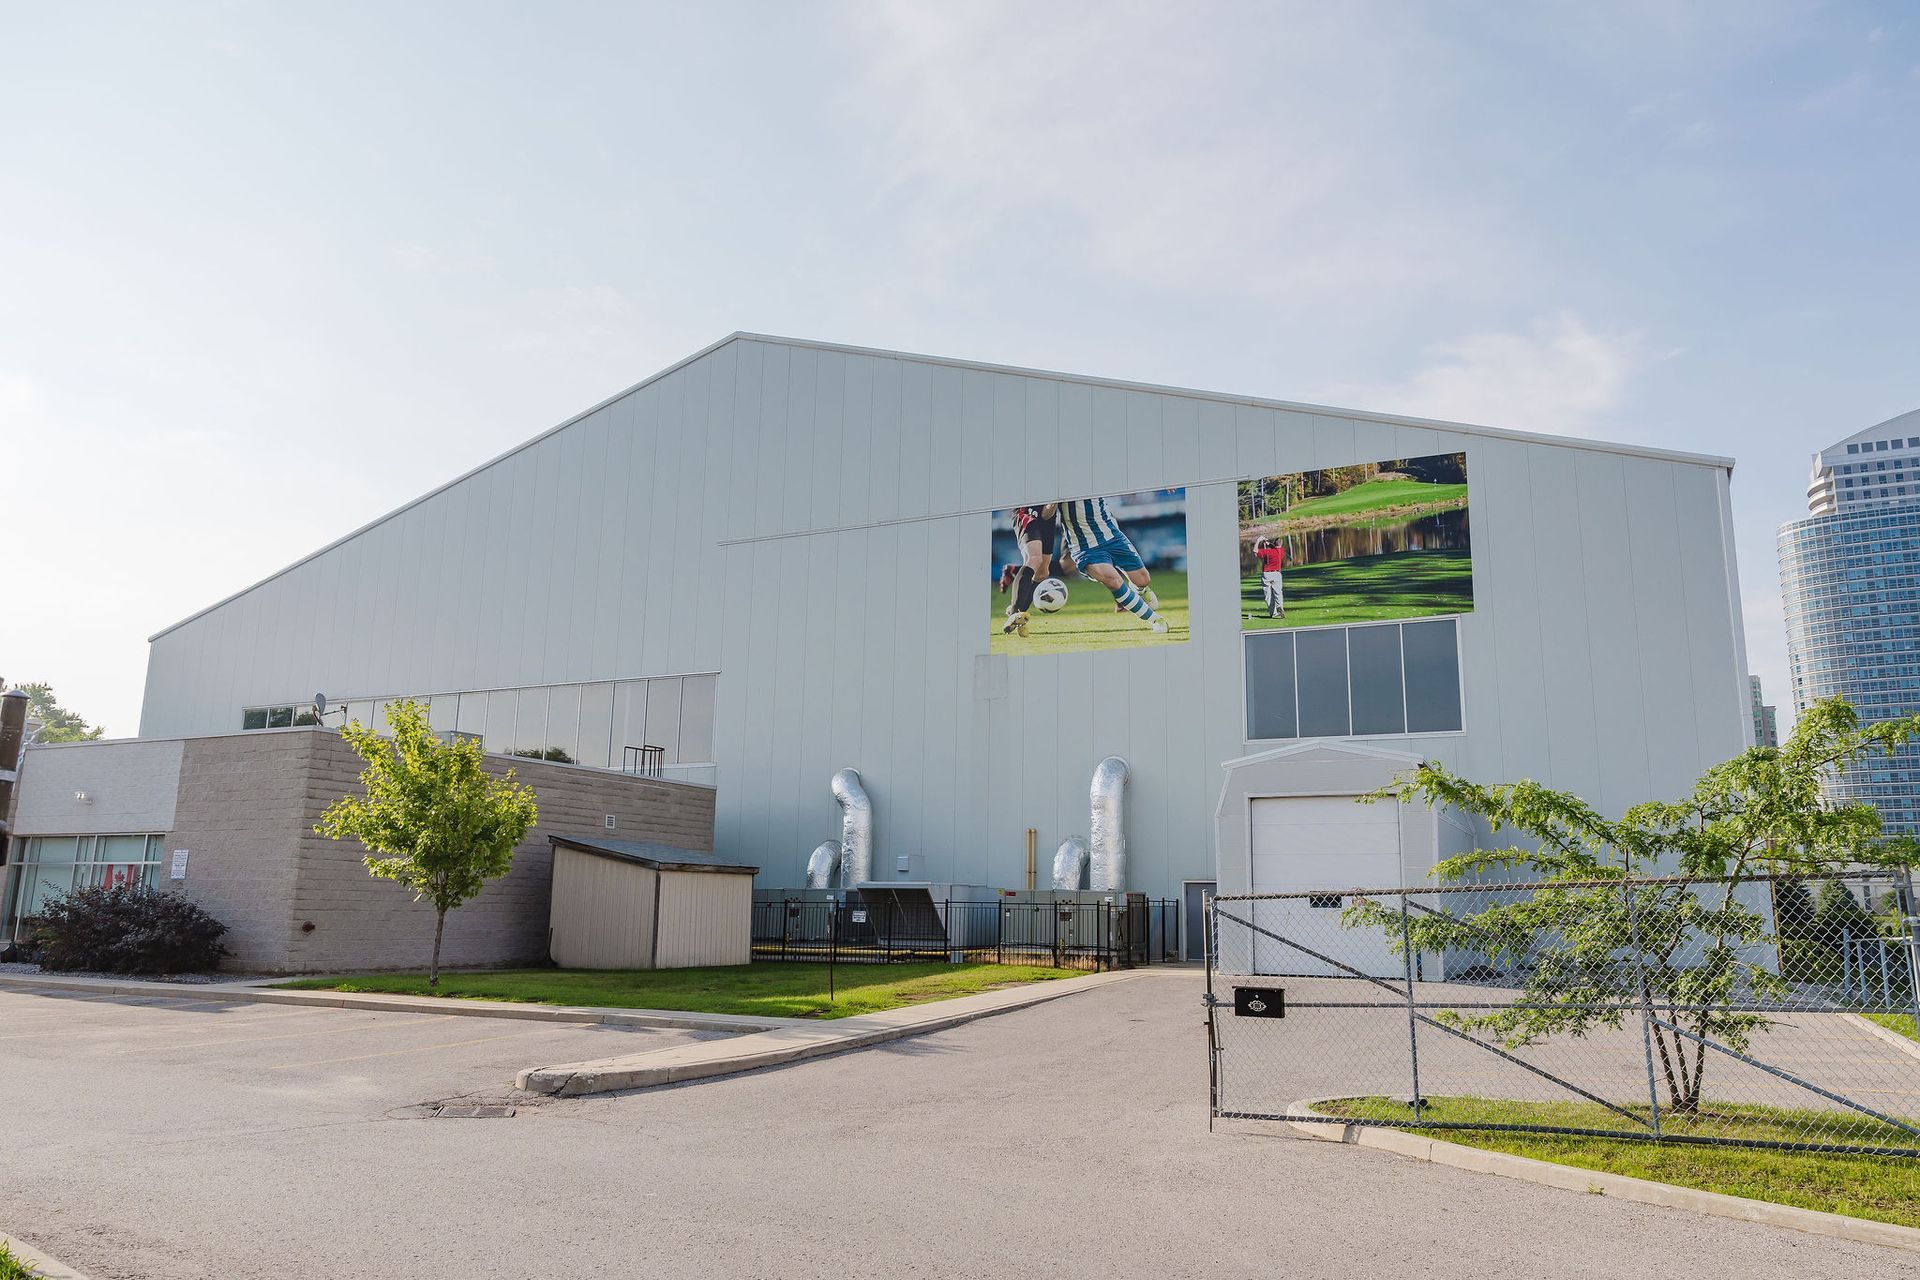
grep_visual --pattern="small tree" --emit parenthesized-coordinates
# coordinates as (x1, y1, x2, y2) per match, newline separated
(1360, 697, 1920, 1116)
(316, 699, 538, 987)
(4, 679, 104, 741)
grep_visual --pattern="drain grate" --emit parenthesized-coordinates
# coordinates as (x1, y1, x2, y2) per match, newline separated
(430, 1104, 516, 1119)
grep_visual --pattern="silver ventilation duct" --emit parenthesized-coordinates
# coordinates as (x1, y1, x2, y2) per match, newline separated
(1087, 756, 1130, 892)
(1051, 837, 1089, 891)
(805, 841, 841, 889)
(832, 767, 874, 886)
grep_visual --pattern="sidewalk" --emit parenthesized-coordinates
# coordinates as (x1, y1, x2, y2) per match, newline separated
(0, 970, 793, 1034)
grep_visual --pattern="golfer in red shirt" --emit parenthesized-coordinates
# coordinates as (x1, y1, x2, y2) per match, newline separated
(1254, 538, 1287, 618)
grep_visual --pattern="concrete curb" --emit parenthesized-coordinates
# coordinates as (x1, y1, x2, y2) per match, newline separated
(0, 972, 793, 1035)
(516, 968, 1141, 1095)
(1845, 1011, 1920, 1063)
(1, 1228, 92, 1279)
(1281, 1100, 1920, 1254)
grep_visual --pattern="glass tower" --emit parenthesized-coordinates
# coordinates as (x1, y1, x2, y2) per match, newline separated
(1779, 408, 1920, 837)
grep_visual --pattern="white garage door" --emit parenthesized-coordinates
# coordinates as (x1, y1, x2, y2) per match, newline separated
(1248, 795, 1404, 978)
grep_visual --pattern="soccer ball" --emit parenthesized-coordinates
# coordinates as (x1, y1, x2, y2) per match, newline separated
(1032, 578, 1069, 613)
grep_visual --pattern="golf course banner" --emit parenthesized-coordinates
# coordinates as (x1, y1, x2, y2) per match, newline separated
(1238, 453, 1472, 631)
(988, 488, 1190, 655)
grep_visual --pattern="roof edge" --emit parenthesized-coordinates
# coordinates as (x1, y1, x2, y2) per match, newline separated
(732, 332, 1739, 472)
(147, 331, 755, 641)
(151, 329, 1735, 643)
(549, 833, 758, 875)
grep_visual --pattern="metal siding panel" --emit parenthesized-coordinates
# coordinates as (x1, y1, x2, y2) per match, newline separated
(1311, 413, 1358, 470)
(749, 342, 784, 541)
(642, 379, 684, 671)
(836, 354, 875, 529)
(1525, 443, 1602, 801)
(1197, 399, 1236, 483)
(1089, 385, 1128, 497)
(691, 342, 739, 674)
(808, 350, 846, 532)
(922, 515, 965, 868)
(1161, 394, 1200, 494)
(958, 369, 996, 514)
(895, 359, 933, 522)
(1674, 464, 1748, 765)
(926, 364, 963, 517)
(1479, 442, 1551, 779)
(1623, 457, 1702, 796)
(994, 374, 1032, 505)
(782, 347, 819, 535)
(1056, 381, 1095, 501)
(868, 356, 904, 524)
(1574, 450, 1654, 813)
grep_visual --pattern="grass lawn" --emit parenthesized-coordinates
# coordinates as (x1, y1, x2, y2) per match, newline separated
(1867, 1012, 1919, 1040)
(1320, 1095, 1920, 1227)
(990, 569, 1189, 655)
(1242, 548, 1471, 630)
(0, 1242, 38, 1280)
(277, 961, 1074, 1020)
(1256, 477, 1467, 525)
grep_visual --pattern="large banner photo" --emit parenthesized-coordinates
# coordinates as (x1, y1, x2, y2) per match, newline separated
(1238, 453, 1471, 631)
(989, 488, 1189, 654)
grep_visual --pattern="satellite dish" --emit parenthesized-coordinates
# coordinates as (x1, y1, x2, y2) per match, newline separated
(313, 693, 328, 716)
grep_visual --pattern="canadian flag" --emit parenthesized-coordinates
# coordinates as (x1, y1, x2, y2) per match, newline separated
(101, 865, 139, 890)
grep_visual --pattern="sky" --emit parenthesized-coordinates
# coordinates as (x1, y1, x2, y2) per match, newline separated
(2, 1, 1916, 738)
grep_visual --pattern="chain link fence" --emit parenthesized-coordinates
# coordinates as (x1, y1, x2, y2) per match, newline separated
(1207, 871, 1920, 1157)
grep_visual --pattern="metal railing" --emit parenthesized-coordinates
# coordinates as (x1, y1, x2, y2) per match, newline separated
(621, 744, 666, 777)
(1206, 871, 1920, 1157)
(753, 893, 1180, 971)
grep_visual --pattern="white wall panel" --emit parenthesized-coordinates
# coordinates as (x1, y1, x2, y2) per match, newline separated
(140, 334, 1751, 902)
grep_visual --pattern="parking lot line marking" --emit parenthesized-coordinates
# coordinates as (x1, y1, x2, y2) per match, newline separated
(269, 1026, 567, 1070)
(99, 1015, 440, 1055)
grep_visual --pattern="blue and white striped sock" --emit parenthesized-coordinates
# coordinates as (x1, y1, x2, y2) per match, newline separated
(1112, 581, 1157, 621)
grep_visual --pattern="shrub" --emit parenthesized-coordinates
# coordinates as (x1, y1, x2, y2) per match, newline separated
(30, 884, 229, 974)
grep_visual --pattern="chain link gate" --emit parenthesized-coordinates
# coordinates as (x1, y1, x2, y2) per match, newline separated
(1205, 872, 1920, 1156)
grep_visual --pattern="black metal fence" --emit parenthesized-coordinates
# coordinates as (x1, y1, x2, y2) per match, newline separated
(753, 893, 1180, 971)
(1208, 870, 1920, 1158)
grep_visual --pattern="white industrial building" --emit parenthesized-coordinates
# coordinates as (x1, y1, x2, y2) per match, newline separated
(121, 334, 1752, 953)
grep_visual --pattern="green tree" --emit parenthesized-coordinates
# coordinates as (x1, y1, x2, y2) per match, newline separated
(315, 699, 538, 987)
(1359, 697, 1920, 1115)
(1813, 878, 1878, 942)
(4, 679, 104, 742)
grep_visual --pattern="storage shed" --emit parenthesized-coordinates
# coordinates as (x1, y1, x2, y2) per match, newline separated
(547, 835, 758, 969)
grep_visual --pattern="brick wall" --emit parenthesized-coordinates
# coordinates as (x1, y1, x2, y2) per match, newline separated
(169, 730, 716, 973)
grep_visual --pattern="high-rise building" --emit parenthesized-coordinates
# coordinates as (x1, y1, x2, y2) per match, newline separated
(1749, 674, 1779, 749)
(1779, 408, 1920, 837)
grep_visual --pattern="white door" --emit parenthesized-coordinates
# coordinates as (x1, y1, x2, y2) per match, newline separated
(1246, 795, 1404, 978)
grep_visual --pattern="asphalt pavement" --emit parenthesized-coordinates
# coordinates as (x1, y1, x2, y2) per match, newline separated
(0, 972, 1913, 1279)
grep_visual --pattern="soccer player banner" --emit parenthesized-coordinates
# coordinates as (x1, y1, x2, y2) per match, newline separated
(1238, 452, 1472, 631)
(989, 488, 1189, 654)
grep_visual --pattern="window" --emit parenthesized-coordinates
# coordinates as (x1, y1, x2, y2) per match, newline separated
(241, 676, 720, 770)
(1246, 618, 1463, 741)
(3, 835, 166, 942)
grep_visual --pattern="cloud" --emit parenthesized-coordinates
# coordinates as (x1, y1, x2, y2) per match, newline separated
(1317, 312, 1654, 435)
(834, 2, 1514, 306)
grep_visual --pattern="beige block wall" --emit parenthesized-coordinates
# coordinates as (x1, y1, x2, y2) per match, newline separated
(166, 729, 716, 973)
(169, 732, 314, 969)
(653, 870, 752, 968)
(548, 847, 657, 969)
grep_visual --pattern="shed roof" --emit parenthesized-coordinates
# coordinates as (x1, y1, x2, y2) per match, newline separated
(549, 834, 758, 875)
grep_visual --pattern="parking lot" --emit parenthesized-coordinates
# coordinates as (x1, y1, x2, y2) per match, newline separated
(3, 973, 1918, 1279)
(0, 986, 720, 1119)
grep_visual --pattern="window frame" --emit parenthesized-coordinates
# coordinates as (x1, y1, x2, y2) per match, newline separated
(1241, 616, 1468, 745)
